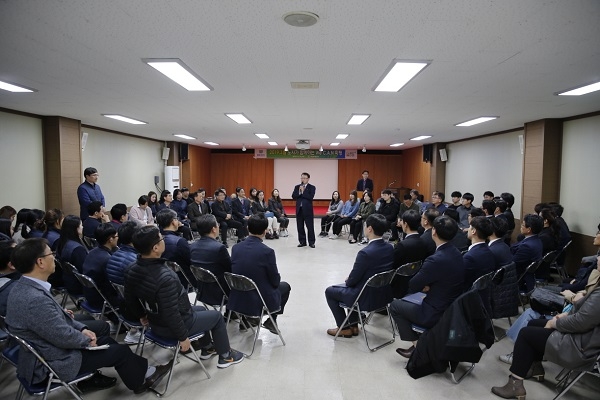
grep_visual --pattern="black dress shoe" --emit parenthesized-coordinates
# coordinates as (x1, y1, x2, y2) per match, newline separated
(297, 243, 307, 247)
(309, 244, 315, 248)
(133, 360, 173, 394)
(395, 345, 415, 359)
(77, 371, 117, 393)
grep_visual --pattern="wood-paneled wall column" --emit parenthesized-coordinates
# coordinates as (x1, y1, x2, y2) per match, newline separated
(42, 116, 82, 216)
(520, 119, 562, 216)
(429, 143, 446, 195)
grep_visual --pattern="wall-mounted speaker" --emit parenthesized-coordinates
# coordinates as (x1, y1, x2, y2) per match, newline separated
(439, 148, 448, 162)
(162, 147, 170, 161)
(179, 143, 189, 161)
(423, 144, 433, 163)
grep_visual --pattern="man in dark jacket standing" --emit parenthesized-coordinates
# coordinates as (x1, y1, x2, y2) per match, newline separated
(292, 172, 316, 248)
(125, 226, 243, 369)
(77, 167, 105, 221)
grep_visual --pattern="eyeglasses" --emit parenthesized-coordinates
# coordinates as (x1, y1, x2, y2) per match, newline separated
(153, 237, 165, 247)
(39, 251, 56, 258)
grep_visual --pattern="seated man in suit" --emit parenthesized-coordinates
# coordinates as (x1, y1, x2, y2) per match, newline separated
(211, 189, 247, 248)
(511, 214, 543, 292)
(187, 189, 211, 232)
(463, 216, 496, 290)
(428, 191, 447, 214)
(444, 209, 471, 252)
(396, 194, 420, 238)
(457, 192, 475, 230)
(5, 238, 171, 394)
(325, 214, 395, 338)
(390, 215, 465, 358)
(420, 208, 439, 257)
(229, 214, 291, 334)
(82, 201, 109, 238)
(231, 187, 251, 227)
(392, 210, 429, 298)
(125, 226, 243, 369)
(156, 208, 195, 287)
(190, 214, 232, 306)
(489, 217, 513, 268)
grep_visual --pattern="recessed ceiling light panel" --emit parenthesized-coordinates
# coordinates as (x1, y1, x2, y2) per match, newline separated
(143, 58, 212, 91)
(225, 113, 252, 124)
(373, 60, 431, 92)
(390, 143, 404, 147)
(347, 114, 371, 125)
(335, 134, 349, 139)
(102, 114, 147, 125)
(557, 81, 600, 96)
(410, 135, 432, 141)
(0, 80, 37, 93)
(204, 141, 219, 146)
(455, 117, 498, 127)
(173, 134, 196, 140)
(255, 133, 269, 139)
(268, 141, 278, 146)
(330, 142, 340, 146)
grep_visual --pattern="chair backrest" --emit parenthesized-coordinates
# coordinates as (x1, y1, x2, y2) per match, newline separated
(491, 266, 506, 285)
(349, 269, 396, 312)
(366, 269, 397, 288)
(73, 272, 118, 313)
(166, 261, 195, 290)
(470, 270, 496, 292)
(190, 265, 228, 298)
(542, 250, 559, 264)
(224, 272, 271, 307)
(517, 259, 542, 282)
(111, 282, 125, 298)
(82, 236, 97, 250)
(395, 261, 422, 278)
(61, 261, 79, 276)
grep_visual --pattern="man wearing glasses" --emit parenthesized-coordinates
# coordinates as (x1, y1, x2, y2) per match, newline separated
(77, 167, 105, 221)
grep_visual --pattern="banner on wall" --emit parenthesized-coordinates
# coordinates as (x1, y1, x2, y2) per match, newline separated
(254, 149, 357, 159)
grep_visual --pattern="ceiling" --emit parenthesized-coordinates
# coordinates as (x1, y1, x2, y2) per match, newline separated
(1, 0, 599, 151)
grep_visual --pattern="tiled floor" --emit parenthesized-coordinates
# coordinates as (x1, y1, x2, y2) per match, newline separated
(1, 219, 598, 399)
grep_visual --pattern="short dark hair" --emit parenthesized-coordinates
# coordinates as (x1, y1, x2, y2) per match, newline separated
(423, 208, 440, 225)
(110, 204, 127, 221)
(160, 190, 171, 203)
(470, 216, 493, 239)
(433, 216, 458, 241)
(236, 187, 244, 194)
(534, 202, 548, 214)
(94, 223, 117, 245)
(83, 167, 98, 177)
(481, 200, 496, 215)
(43, 209, 64, 231)
(11, 238, 48, 274)
(365, 214, 388, 236)
(132, 225, 161, 255)
(451, 191, 462, 198)
(381, 189, 392, 195)
(462, 192, 474, 202)
(138, 195, 148, 206)
(156, 208, 177, 229)
(410, 189, 420, 197)
(523, 214, 544, 234)
(182, 187, 189, 193)
(443, 208, 460, 223)
(403, 194, 411, 201)
(490, 217, 509, 238)
(0, 206, 17, 219)
(118, 221, 138, 245)
(87, 201, 103, 216)
(362, 170, 369, 174)
(248, 213, 269, 235)
(214, 189, 225, 197)
(469, 208, 485, 218)
(494, 199, 508, 213)
(483, 191, 495, 198)
(433, 191, 445, 202)
(197, 214, 218, 236)
(548, 202, 564, 217)
(500, 192, 514, 208)
(0, 240, 15, 271)
(301, 172, 310, 178)
(401, 210, 421, 231)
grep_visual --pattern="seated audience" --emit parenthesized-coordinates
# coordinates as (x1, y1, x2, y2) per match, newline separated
(82, 201, 109, 238)
(390, 215, 465, 358)
(488, 217, 513, 267)
(211, 189, 247, 247)
(42, 208, 64, 251)
(457, 192, 475, 229)
(155, 190, 173, 214)
(106, 221, 139, 286)
(376, 189, 400, 241)
(82, 223, 120, 310)
(125, 226, 244, 368)
(10, 208, 31, 244)
(147, 191, 159, 217)
(331, 191, 360, 238)
(428, 191, 447, 214)
(187, 189, 211, 232)
(251, 190, 279, 239)
(483, 191, 495, 201)
(481, 199, 496, 218)
(109, 203, 128, 231)
(420, 208, 440, 257)
(511, 214, 543, 293)
(325, 214, 394, 338)
(463, 216, 496, 290)
(410, 190, 423, 213)
(230, 213, 291, 334)
(500, 192, 516, 231)
(268, 189, 290, 236)
(129, 195, 154, 226)
(0, 205, 16, 221)
(349, 192, 376, 244)
(444, 209, 471, 252)
(231, 187, 251, 228)
(57, 215, 88, 296)
(319, 191, 343, 237)
(156, 209, 194, 287)
(447, 191, 462, 210)
(171, 189, 188, 222)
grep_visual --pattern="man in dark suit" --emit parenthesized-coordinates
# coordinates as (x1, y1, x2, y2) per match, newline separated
(325, 214, 395, 338)
(229, 214, 291, 334)
(156, 208, 195, 286)
(5, 238, 170, 394)
(489, 217, 513, 267)
(190, 214, 232, 306)
(355, 170, 374, 193)
(392, 210, 429, 298)
(463, 216, 496, 290)
(230, 187, 251, 227)
(211, 189, 247, 248)
(419, 208, 439, 256)
(511, 214, 544, 292)
(292, 172, 316, 248)
(390, 215, 465, 358)
(187, 189, 211, 232)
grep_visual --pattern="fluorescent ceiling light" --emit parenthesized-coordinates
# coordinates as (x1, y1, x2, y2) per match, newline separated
(410, 135, 432, 141)
(102, 114, 147, 125)
(373, 60, 430, 92)
(390, 143, 404, 147)
(267, 141, 278, 146)
(173, 134, 196, 140)
(255, 133, 269, 139)
(557, 81, 600, 96)
(330, 142, 340, 146)
(347, 114, 371, 125)
(204, 141, 219, 146)
(455, 117, 498, 127)
(0, 80, 36, 92)
(143, 58, 212, 91)
(225, 113, 252, 124)
(335, 134, 349, 139)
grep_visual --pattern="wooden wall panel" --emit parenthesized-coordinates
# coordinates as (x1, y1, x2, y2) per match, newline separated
(401, 147, 431, 198)
(338, 154, 402, 199)
(209, 153, 274, 196)
(182, 145, 211, 192)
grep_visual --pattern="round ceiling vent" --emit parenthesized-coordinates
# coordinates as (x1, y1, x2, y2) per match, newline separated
(282, 11, 319, 27)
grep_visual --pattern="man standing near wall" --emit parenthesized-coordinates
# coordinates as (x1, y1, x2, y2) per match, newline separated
(77, 167, 105, 221)
(292, 172, 316, 248)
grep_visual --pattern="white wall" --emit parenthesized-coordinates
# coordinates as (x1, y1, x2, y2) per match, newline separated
(274, 159, 338, 200)
(81, 127, 164, 209)
(445, 130, 524, 218)
(0, 111, 45, 210)
(560, 115, 600, 236)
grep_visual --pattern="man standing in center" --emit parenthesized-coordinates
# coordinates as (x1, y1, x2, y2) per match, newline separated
(292, 172, 316, 248)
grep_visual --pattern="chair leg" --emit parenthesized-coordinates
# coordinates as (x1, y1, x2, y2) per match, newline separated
(332, 306, 355, 341)
(553, 371, 586, 400)
(360, 307, 396, 352)
(265, 312, 286, 346)
(150, 346, 179, 397)
(449, 361, 476, 384)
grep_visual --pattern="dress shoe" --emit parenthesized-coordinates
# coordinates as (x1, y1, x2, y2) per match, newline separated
(491, 375, 526, 400)
(262, 318, 279, 334)
(351, 326, 359, 336)
(525, 361, 545, 382)
(297, 243, 307, 247)
(77, 371, 117, 393)
(133, 360, 173, 394)
(327, 327, 353, 338)
(395, 345, 415, 358)
(309, 244, 315, 248)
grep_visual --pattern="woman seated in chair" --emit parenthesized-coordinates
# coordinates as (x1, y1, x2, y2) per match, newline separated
(319, 191, 343, 238)
(250, 190, 279, 239)
(331, 191, 360, 239)
(56, 215, 88, 296)
(491, 286, 600, 399)
(348, 192, 375, 244)
(268, 189, 289, 237)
